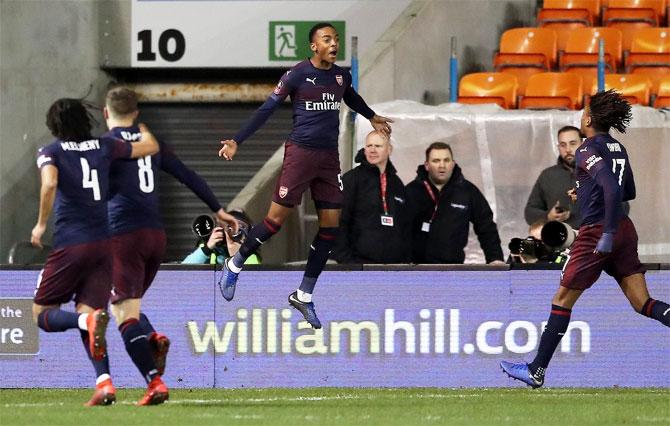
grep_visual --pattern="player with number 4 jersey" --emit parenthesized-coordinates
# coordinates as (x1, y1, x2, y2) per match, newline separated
(31, 98, 159, 406)
(103, 87, 238, 406)
(501, 90, 669, 389)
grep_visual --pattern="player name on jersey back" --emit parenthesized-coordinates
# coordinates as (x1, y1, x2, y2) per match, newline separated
(59, 139, 101, 152)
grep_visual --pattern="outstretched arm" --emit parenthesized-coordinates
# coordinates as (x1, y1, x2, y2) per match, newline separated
(220, 70, 296, 161)
(162, 146, 238, 234)
(218, 97, 284, 161)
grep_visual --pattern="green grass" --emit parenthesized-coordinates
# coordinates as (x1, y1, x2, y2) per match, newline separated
(0, 388, 668, 426)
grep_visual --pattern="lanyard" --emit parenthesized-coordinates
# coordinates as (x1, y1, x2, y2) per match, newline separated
(422, 180, 439, 222)
(380, 172, 389, 214)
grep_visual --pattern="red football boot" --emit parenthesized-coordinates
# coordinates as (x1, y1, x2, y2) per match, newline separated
(137, 376, 169, 406)
(149, 332, 170, 376)
(84, 378, 116, 406)
(86, 309, 109, 361)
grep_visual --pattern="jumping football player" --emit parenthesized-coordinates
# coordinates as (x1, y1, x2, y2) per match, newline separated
(501, 90, 670, 388)
(217, 22, 393, 328)
(31, 98, 159, 405)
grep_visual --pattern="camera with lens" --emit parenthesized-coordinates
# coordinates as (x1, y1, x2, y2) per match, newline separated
(509, 220, 577, 264)
(508, 237, 555, 261)
(191, 213, 250, 246)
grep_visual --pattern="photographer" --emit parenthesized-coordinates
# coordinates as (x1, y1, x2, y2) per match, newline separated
(182, 210, 260, 265)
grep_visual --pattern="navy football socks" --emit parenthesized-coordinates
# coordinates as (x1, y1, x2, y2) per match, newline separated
(640, 298, 670, 327)
(119, 318, 159, 383)
(139, 312, 156, 335)
(37, 308, 80, 332)
(529, 304, 572, 377)
(299, 227, 338, 295)
(80, 330, 110, 380)
(232, 217, 281, 268)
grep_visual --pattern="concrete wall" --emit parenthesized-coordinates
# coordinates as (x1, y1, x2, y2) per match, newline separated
(0, 0, 538, 262)
(359, 0, 536, 105)
(0, 0, 109, 260)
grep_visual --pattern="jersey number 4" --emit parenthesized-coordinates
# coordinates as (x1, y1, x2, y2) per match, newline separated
(612, 159, 626, 186)
(80, 158, 101, 201)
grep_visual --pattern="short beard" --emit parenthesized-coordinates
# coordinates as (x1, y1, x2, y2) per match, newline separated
(561, 156, 575, 168)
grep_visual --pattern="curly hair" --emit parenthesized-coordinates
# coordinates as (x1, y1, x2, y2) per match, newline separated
(588, 89, 632, 134)
(45, 98, 94, 141)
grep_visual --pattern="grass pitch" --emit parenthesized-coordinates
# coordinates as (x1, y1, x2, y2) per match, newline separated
(0, 387, 668, 425)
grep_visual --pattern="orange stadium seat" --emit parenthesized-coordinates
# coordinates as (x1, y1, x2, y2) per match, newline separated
(561, 27, 623, 70)
(561, 27, 623, 92)
(652, 75, 670, 106)
(458, 73, 519, 109)
(493, 28, 558, 95)
(519, 72, 584, 109)
(627, 27, 670, 92)
(538, 1, 601, 52)
(603, 0, 667, 27)
(589, 73, 652, 103)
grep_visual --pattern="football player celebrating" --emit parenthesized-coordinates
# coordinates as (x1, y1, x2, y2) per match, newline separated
(501, 90, 669, 388)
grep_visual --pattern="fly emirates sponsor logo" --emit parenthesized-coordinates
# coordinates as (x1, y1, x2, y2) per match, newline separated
(305, 93, 340, 111)
(187, 308, 590, 355)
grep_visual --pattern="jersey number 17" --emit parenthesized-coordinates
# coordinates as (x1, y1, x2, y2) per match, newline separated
(612, 159, 626, 186)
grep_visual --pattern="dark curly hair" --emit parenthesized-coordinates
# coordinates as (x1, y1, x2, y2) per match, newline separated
(588, 89, 632, 134)
(45, 98, 95, 141)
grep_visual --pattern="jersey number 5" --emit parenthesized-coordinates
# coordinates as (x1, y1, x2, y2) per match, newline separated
(612, 159, 626, 186)
(137, 155, 155, 193)
(80, 158, 101, 201)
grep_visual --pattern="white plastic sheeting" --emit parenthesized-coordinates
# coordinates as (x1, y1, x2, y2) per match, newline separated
(356, 102, 670, 263)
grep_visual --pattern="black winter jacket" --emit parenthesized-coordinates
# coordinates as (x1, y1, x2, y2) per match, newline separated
(331, 149, 411, 263)
(405, 164, 504, 264)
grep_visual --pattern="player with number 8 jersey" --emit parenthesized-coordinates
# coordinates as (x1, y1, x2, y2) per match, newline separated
(103, 87, 238, 405)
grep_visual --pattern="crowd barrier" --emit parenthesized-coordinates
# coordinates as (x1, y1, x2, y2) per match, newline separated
(1, 265, 668, 388)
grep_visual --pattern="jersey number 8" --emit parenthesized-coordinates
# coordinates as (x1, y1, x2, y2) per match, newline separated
(137, 155, 155, 193)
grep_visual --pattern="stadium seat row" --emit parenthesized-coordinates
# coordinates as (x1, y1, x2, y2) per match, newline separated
(458, 72, 670, 109)
(493, 27, 669, 95)
(538, 0, 669, 50)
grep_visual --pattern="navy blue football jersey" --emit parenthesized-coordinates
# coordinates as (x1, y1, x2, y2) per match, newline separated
(574, 134, 636, 233)
(36, 137, 132, 248)
(234, 59, 375, 150)
(106, 126, 221, 235)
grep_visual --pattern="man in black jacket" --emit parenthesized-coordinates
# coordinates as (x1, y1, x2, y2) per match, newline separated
(406, 142, 504, 264)
(332, 131, 411, 263)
